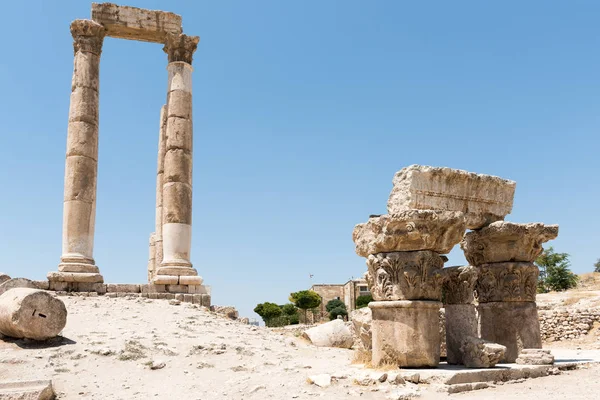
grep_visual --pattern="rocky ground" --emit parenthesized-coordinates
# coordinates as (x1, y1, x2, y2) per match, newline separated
(1, 293, 600, 399)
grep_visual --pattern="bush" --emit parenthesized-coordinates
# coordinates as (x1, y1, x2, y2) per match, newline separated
(288, 314, 300, 325)
(289, 290, 322, 322)
(329, 306, 348, 320)
(254, 302, 282, 324)
(281, 303, 298, 316)
(265, 315, 291, 327)
(536, 247, 578, 292)
(326, 299, 345, 312)
(594, 259, 600, 273)
(355, 294, 373, 309)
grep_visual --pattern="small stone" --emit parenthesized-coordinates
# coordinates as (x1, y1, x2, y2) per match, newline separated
(249, 385, 266, 393)
(168, 299, 181, 306)
(150, 360, 166, 370)
(308, 374, 332, 388)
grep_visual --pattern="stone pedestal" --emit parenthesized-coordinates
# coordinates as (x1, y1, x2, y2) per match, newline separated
(50, 20, 106, 284)
(477, 301, 541, 363)
(370, 300, 442, 367)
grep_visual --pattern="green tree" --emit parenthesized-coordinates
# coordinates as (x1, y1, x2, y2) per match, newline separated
(289, 290, 322, 323)
(325, 299, 345, 312)
(253, 302, 282, 325)
(281, 303, 298, 316)
(594, 259, 600, 273)
(355, 294, 373, 309)
(536, 247, 578, 292)
(329, 306, 348, 320)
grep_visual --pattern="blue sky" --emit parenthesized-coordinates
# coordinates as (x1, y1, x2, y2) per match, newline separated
(1, 1, 599, 321)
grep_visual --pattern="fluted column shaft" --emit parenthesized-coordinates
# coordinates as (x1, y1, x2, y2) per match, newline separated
(51, 20, 105, 284)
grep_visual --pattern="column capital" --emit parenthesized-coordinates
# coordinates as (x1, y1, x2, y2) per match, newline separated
(70, 19, 106, 56)
(163, 34, 199, 64)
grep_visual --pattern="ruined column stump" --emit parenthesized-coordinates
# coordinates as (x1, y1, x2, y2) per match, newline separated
(0, 288, 67, 340)
(477, 301, 541, 363)
(370, 300, 442, 367)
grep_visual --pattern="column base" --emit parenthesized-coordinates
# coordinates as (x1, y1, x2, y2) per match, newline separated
(445, 304, 478, 365)
(47, 271, 104, 283)
(155, 266, 198, 276)
(370, 300, 442, 368)
(152, 274, 203, 285)
(58, 263, 100, 273)
(477, 301, 541, 363)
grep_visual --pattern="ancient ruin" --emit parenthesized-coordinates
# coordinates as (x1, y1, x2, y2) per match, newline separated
(353, 164, 558, 368)
(44, 3, 208, 300)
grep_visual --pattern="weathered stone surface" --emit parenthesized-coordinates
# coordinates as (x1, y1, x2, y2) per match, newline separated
(47, 272, 103, 283)
(478, 301, 542, 363)
(370, 300, 441, 367)
(441, 265, 477, 305)
(0, 288, 67, 341)
(0, 278, 37, 297)
(460, 336, 506, 368)
(0, 273, 10, 285)
(0, 380, 54, 400)
(387, 165, 516, 229)
(352, 210, 466, 256)
(475, 262, 538, 303)
(516, 349, 554, 365)
(302, 319, 354, 349)
(179, 276, 203, 285)
(91, 3, 182, 43)
(365, 251, 444, 301)
(164, 35, 200, 64)
(212, 306, 239, 320)
(461, 222, 559, 265)
(106, 284, 141, 293)
(71, 19, 106, 55)
(153, 275, 179, 285)
(350, 307, 372, 351)
(445, 304, 478, 365)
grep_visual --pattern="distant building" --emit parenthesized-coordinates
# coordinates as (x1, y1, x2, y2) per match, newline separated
(310, 278, 370, 320)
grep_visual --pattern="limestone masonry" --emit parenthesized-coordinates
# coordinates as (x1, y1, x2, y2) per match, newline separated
(353, 164, 558, 368)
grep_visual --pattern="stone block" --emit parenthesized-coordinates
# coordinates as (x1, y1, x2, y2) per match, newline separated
(350, 307, 372, 351)
(154, 267, 197, 276)
(0, 278, 37, 296)
(461, 222, 559, 264)
(475, 262, 538, 303)
(157, 293, 168, 300)
(165, 117, 193, 152)
(353, 210, 466, 256)
(140, 284, 166, 293)
(162, 182, 192, 224)
(141, 293, 149, 298)
(106, 292, 117, 298)
(183, 294, 193, 303)
(31, 280, 50, 291)
(365, 251, 444, 301)
(201, 294, 211, 307)
(175, 293, 184, 301)
(192, 294, 202, 304)
(460, 337, 506, 368)
(74, 282, 105, 293)
(165, 284, 189, 293)
(165, 293, 175, 300)
(47, 272, 103, 283)
(163, 149, 192, 186)
(167, 90, 192, 119)
(445, 304, 478, 365)
(387, 165, 516, 229)
(478, 301, 542, 363)
(153, 275, 179, 285)
(516, 349, 554, 365)
(302, 319, 354, 349)
(148, 293, 158, 300)
(370, 300, 442, 367)
(106, 284, 141, 293)
(0, 288, 67, 341)
(91, 3, 183, 43)
(179, 276, 203, 285)
(72, 52, 100, 91)
(0, 380, 54, 400)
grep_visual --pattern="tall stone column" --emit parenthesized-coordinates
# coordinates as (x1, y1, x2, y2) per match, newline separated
(48, 20, 105, 284)
(153, 34, 202, 286)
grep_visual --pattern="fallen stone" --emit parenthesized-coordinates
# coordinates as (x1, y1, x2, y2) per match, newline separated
(302, 319, 354, 349)
(352, 210, 466, 256)
(386, 388, 420, 400)
(516, 349, 554, 365)
(307, 374, 331, 388)
(168, 299, 181, 306)
(460, 337, 506, 368)
(0, 278, 37, 297)
(446, 382, 492, 394)
(0, 273, 11, 285)
(0, 288, 67, 341)
(350, 307, 372, 350)
(0, 380, 54, 400)
(150, 360, 166, 370)
(212, 306, 239, 320)
(388, 373, 406, 385)
(387, 165, 516, 229)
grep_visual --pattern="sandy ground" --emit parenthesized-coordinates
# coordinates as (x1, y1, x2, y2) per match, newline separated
(1, 295, 599, 399)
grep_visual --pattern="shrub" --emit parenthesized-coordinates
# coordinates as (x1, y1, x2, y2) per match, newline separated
(281, 303, 298, 316)
(536, 247, 578, 292)
(329, 306, 348, 321)
(326, 299, 345, 312)
(355, 294, 373, 309)
(254, 302, 282, 324)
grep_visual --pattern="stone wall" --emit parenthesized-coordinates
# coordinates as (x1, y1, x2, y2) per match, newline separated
(539, 308, 600, 342)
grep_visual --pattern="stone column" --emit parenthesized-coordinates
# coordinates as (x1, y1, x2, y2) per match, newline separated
(461, 221, 559, 362)
(441, 265, 478, 365)
(48, 20, 106, 284)
(153, 34, 202, 286)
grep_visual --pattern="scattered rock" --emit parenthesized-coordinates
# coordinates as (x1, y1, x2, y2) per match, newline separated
(249, 385, 266, 393)
(150, 360, 165, 370)
(302, 319, 354, 349)
(308, 374, 332, 388)
(350, 307, 372, 351)
(0, 379, 55, 400)
(405, 373, 420, 384)
(0, 278, 37, 297)
(168, 299, 181, 306)
(211, 306, 239, 320)
(516, 349, 555, 365)
(0, 273, 11, 286)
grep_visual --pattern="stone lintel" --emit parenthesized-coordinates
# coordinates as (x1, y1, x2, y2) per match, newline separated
(91, 3, 182, 44)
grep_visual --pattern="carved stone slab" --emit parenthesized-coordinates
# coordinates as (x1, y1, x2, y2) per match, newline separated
(365, 251, 445, 301)
(91, 3, 183, 43)
(352, 210, 466, 257)
(441, 265, 477, 305)
(461, 221, 559, 265)
(387, 165, 516, 229)
(475, 262, 539, 303)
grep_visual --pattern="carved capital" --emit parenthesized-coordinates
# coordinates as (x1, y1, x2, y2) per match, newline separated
(461, 221, 558, 265)
(441, 265, 477, 305)
(475, 262, 539, 303)
(365, 251, 444, 301)
(352, 210, 466, 257)
(71, 20, 106, 56)
(163, 34, 200, 64)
